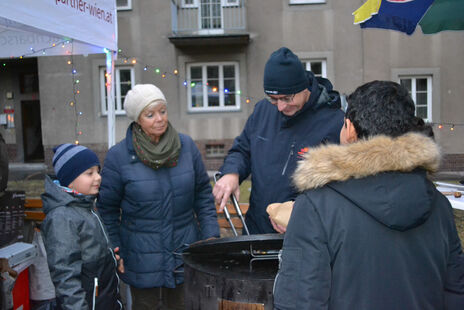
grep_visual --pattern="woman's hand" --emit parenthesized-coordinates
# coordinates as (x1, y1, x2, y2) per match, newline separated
(113, 247, 125, 273)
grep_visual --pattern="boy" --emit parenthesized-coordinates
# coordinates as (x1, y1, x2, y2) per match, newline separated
(41, 144, 123, 310)
(273, 81, 464, 309)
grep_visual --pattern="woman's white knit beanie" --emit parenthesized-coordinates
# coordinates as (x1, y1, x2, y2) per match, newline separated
(124, 84, 166, 121)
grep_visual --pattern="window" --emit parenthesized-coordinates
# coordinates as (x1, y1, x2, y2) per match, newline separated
(289, 0, 326, 4)
(182, 0, 198, 8)
(182, 0, 239, 8)
(399, 76, 432, 121)
(206, 144, 226, 158)
(116, 0, 132, 10)
(200, 0, 222, 30)
(222, 0, 240, 7)
(187, 62, 240, 112)
(100, 66, 135, 115)
(302, 59, 327, 78)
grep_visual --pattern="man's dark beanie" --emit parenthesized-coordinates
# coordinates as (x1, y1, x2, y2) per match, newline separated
(263, 47, 309, 95)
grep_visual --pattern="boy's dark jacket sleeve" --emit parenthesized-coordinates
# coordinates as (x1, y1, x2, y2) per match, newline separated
(444, 209, 464, 309)
(42, 210, 89, 310)
(273, 195, 331, 310)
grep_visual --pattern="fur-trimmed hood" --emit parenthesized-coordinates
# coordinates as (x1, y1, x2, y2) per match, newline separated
(293, 133, 440, 191)
(293, 133, 441, 231)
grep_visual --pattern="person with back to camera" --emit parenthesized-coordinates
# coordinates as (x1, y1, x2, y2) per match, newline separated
(273, 80, 464, 310)
(213, 47, 344, 234)
(41, 143, 123, 310)
(97, 84, 220, 310)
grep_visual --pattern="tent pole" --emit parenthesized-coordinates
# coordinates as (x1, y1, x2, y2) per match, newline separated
(106, 50, 116, 148)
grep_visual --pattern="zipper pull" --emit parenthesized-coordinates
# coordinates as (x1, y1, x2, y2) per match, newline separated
(94, 277, 99, 297)
(281, 142, 296, 176)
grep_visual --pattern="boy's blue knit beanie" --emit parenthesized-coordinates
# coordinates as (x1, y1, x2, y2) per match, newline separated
(263, 47, 309, 95)
(52, 144, 100, 187)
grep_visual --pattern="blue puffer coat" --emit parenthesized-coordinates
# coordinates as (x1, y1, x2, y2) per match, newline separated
(97, 124, 220, 288)
(220, 72, 344, 234)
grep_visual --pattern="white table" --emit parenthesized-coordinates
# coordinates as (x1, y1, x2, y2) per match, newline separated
(436, 183, 464, 211)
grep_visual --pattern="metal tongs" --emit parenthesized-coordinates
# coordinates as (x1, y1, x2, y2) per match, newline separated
(214, 172, 250, 236)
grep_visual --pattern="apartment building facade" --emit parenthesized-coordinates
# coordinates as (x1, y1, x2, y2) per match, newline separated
(1, 0, 463, 172)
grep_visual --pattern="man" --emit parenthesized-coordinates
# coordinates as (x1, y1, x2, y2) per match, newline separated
(213, 47, 344, 234)
(273, 81, 464, 310)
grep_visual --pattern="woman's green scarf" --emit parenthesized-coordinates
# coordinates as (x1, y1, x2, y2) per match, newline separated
(132, 122, 181, 170)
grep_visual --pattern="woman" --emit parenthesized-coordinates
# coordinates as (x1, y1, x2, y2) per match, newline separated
(97, 84, 220, 310)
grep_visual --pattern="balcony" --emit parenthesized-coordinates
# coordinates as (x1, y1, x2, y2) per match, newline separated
(169, 0, 250, 47)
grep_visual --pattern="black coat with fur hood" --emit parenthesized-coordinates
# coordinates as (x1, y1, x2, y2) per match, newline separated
(273, 133, 464, 310)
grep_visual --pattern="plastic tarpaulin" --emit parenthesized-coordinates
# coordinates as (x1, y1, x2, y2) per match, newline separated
(0, 0, 118, 147)
(0, 0, 117, 57)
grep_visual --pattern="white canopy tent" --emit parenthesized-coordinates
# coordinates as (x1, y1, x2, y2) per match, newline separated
(0, 0, 118, 147)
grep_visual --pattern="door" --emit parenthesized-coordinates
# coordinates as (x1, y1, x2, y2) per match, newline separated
(21, 100, 44, 162)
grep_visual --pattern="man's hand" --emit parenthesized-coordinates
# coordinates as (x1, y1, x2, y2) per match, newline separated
(270, 217, 287, 234)
(113, 247, 125, 273)
(212, 173, 240, 212)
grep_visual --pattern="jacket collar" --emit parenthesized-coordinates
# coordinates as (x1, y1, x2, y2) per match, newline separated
(293, 133, 441, 191)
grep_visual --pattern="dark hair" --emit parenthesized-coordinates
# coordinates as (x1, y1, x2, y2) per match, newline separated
(345, 80, 417, 139)
(411, 116, 435, 139)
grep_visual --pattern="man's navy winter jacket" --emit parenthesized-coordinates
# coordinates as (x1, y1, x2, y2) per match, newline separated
(220, 72, 344, 234)
(97, 124, 219, 289)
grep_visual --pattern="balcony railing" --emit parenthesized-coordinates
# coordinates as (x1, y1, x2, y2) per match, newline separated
(171, 0, 247, 36)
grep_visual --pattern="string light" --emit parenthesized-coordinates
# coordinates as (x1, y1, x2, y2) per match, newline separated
(117, 49, 258, 105)
(66, 41, 83, 144)
(433, 123, 463, 132)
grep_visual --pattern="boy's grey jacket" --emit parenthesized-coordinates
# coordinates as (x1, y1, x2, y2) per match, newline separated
(41, 176, 122, 310)
(274, 133, 464, 310)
